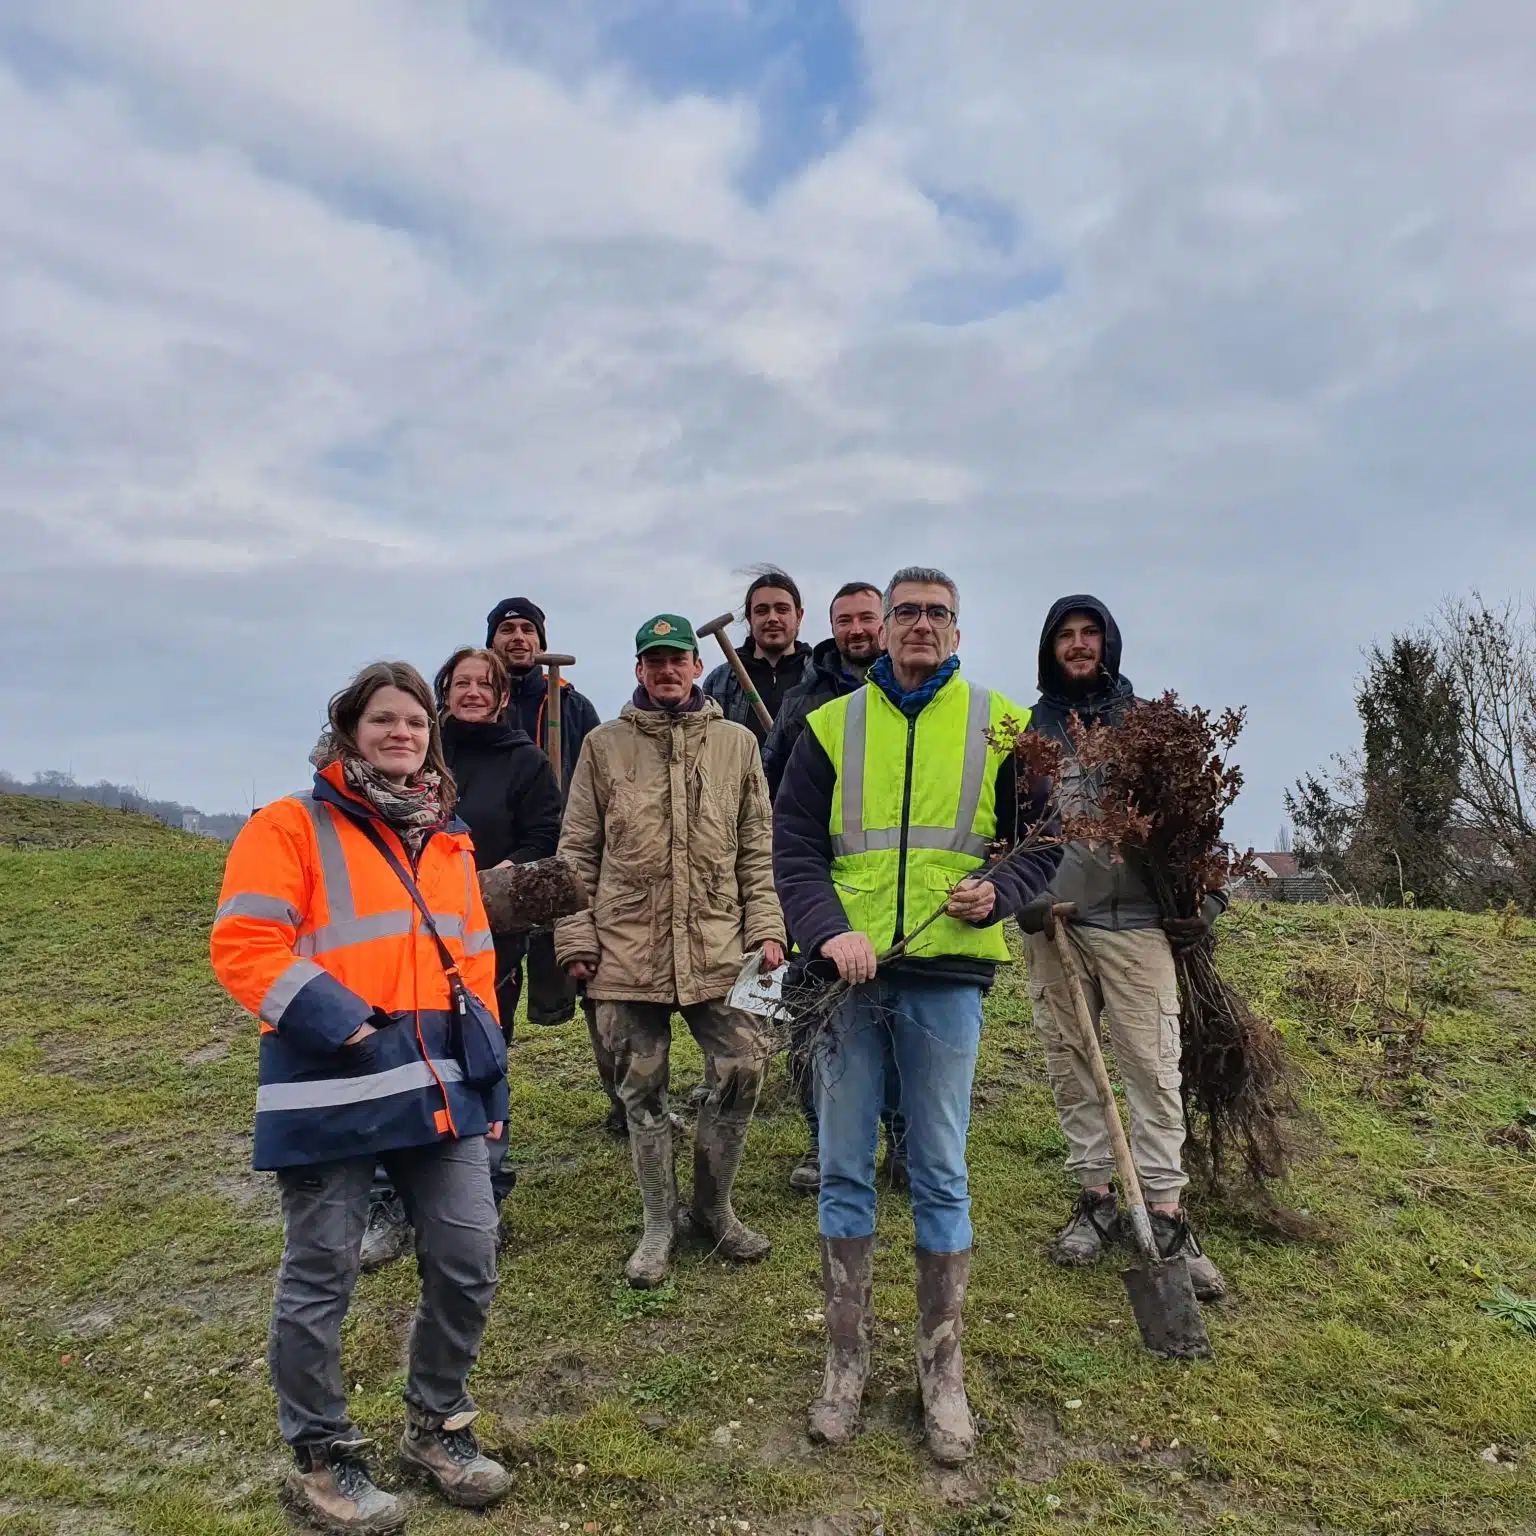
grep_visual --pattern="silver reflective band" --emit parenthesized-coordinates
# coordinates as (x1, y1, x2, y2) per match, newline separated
(294, 910, 466, 956)
(215, 892, 300, 927)
(255, 1058, 467, 1113)
(260, 959, 327, 1026)
(834, 682, 993, 860)
(462, 929, 495, 956)
(831, 826, 990, 859)
(296, 910, 413, 956)
(293, 794, 357, 923)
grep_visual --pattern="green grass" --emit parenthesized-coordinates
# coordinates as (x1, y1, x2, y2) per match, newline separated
(1, 793, 1533, 1533)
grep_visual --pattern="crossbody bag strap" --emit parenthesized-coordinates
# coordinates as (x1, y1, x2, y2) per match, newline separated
(351, 817, 463, 983)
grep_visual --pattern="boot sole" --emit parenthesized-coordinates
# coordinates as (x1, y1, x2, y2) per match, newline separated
(279, 1478, 406, 1535)
(397, 1453, 510, 1510)
(1048, 1247, 1104, 1269)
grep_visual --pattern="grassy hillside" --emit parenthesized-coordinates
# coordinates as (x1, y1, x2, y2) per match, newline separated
(0, 793, 1533, 1534)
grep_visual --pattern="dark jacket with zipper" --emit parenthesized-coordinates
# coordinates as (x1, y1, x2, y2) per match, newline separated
(773, 665, 1061, 990)
(503, 666, 602, 798)
(1028, 593, 1228, 932)
(440, 714, 563, 871)
(703, 639, 815, 746)
(761, 637, 872, 800)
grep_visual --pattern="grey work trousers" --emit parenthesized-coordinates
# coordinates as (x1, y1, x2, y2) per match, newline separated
(597, 997, 767, 1131)
(271, 1136, 499, 1448)
(1023, 925, 1190, 1201)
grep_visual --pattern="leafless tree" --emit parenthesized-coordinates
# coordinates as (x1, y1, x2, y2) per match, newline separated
(1434, 593, 1536, 905)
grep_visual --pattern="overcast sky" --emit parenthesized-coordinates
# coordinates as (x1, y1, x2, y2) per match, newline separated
(3, 2, 1533, 845)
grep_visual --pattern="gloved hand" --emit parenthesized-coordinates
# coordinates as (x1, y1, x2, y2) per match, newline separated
(1016, 894, 1061, 938)
(1163, 894, 1224, 953)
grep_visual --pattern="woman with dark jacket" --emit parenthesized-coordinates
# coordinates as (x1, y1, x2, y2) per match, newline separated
(360, 646, 562, 1270)
(211, 661, 510, 1528)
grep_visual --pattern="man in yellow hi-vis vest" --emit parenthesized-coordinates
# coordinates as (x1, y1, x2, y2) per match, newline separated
(774, 566, 1062, 1467)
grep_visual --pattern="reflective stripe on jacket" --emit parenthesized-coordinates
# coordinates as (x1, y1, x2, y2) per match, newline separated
(209, 760, 504, 1171)
(804, 676, 1027, 961)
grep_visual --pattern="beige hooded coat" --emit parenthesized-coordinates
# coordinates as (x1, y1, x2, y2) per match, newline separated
(554, 696, 786, 1005)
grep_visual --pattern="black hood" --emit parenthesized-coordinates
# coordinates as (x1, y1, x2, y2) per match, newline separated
(809, 634, 878, 682)
(440, 712, 536, 754)
(1037, 593, 1125, 700)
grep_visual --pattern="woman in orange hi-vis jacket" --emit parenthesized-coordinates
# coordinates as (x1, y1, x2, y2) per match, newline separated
(211, 661, 511, 1530)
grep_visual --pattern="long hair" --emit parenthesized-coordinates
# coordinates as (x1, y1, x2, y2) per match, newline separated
(316, 661, 457, 815)
(433, 646, 510, 717)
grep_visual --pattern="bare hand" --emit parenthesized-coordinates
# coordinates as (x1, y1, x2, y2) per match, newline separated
(566, 958, 597, 983)
(946, 878, 996, 922)
(760, 940, 786, 972)
(487, 1121, 504, 1139)
(342, 1022, 378, 1047)
(821, 931, 878, 985)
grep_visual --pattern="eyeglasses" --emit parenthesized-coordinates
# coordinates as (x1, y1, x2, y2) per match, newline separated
(887, 602, 955, 629)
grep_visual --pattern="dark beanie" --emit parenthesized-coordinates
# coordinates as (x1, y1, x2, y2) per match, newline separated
(485, 597, 548, 651)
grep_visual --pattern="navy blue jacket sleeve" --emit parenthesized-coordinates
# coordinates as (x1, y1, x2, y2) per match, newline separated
(976, 755, 1063, 925)
(771, 727, 851, 957)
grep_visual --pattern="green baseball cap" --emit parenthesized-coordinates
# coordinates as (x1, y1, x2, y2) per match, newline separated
(635, 613, 698, 655)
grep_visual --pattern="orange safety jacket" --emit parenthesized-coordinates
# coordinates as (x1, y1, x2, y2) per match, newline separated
(210, 760, 504, 1171)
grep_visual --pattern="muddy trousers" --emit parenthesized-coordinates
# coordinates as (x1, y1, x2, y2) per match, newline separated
(1022, 925, 1189, 1202)
(271, 1136, 498, 1448)
(597, 997, 767, 1128)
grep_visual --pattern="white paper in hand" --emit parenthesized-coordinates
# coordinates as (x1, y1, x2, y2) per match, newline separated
(729, 949, 791, 1020)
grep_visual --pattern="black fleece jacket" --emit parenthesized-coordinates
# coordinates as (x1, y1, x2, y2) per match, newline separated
(772, 672, 1061, 989)
(441, 714, 563, 871)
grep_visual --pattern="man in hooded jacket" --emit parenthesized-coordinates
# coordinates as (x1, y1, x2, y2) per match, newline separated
(1018, 595, 1227, 1301)
(484, 597, 625, 1135)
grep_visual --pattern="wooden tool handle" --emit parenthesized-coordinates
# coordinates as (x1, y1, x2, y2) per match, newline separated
(1050, 920, 1158, 1262)
(545, 665, 564, 791)
(709, 627, 775, 734)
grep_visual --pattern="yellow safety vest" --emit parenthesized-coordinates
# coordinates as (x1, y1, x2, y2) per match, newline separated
(806, 673, 1029, 961)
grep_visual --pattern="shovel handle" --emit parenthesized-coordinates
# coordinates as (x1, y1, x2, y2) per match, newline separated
(1050, 921, 1158, 1264)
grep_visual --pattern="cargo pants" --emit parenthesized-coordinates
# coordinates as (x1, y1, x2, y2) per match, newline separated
(271, 1136, 498, 1447)
(597, 997, 768, 1129)
(1022, 925, 1189, 1201)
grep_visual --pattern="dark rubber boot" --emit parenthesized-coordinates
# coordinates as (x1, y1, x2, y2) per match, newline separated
(807, 1234, 874, 1445)
(915, 1247, 975, 1467)
(625, 1123, 678, 1288)
(691, 1103, 770, 1262)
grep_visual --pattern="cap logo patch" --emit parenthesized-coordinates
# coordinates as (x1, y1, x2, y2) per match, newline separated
(653, 620, 672, 635)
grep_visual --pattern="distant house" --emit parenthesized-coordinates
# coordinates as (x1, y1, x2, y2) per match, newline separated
(1229, 852, 1333, 904)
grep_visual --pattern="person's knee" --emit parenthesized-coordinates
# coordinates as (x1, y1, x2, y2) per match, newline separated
(709, 1055, 762, 1113)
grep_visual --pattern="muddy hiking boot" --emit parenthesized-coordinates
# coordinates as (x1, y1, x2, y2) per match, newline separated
(689, 1102, 771, 1263)
(1049, 1189, 1120, 1268)
(1149, 1209, 1227, 1303)
(359, 1196, 412, 1273)
(915, 1246, 975, 1467)
(399, 1405, 510, 1509)
(807, 1234, 874, 1446)
(789, 1133, 821, 1194)
(625, 1122, 678, 1288)
(283, 1438, 404, 1535)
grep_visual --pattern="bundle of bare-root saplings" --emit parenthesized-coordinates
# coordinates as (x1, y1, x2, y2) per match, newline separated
(1064, 694, 1296, 1195)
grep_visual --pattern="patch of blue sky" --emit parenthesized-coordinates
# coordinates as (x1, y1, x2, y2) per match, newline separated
(0, 19, 94, 91)
(598, 0, 868, 201)
(924, 186, 1021, 257)
(910, 265, 1064, 327)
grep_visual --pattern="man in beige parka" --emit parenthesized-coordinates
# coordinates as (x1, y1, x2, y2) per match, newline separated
(556, 614, 787, 1288)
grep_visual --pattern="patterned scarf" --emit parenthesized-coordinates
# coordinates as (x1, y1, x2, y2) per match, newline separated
(311, 732, 446, 854)
(869, 652, 960, 718)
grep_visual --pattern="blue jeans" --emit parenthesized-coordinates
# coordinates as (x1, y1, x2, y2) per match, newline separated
(814, 976, 983, 1253)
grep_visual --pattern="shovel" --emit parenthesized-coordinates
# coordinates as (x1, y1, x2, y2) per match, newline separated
(1049, 904, 1213, 1362)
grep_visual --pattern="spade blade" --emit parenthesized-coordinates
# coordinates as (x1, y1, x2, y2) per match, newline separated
(1120, 1255, 1214, 1361)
